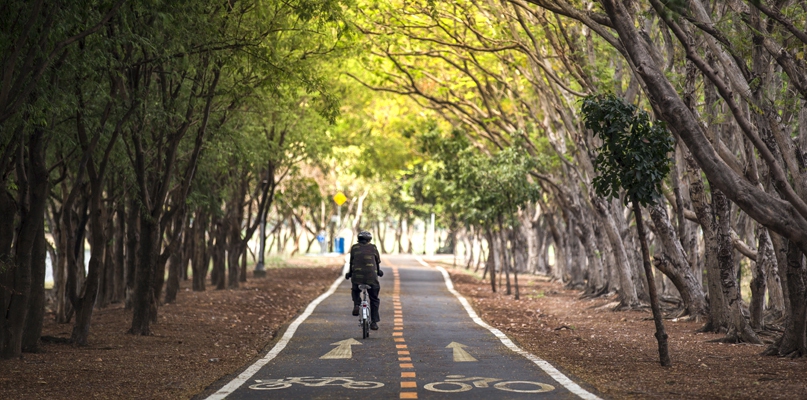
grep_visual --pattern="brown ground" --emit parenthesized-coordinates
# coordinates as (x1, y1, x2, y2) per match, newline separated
(442, 263, 807, 399)
(2, 257, 806, 399)
(0, 257, 342, 400)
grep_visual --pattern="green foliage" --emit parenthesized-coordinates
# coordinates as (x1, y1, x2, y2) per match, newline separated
(415, 129, 540, 228)
(581, 94, 674, 206)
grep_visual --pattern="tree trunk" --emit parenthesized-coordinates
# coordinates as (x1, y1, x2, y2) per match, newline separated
(0, 187, 16, 356)
(72, 177, 105, 346)
(191, 210, 207, 292)
(485, 229, 496, 293)
(3, 131, 48, 358)
(593, 197, 640, 309)
(770, 242, 807, 356)
(633, 200, 672, 367)
(124, 196, 139, 310)
(22, 218, 46, 353)
(395, 215, 404, 254)
(165, 213, 186, 304)
(714, 190, 761, 343)
(213, 214, 227, 290)
(114, 195, 125, 303)
(566, 222, 585, 290)
(129, 214, 158, 336)
(544, 212, 567, 283)
(750, 227, 772, 329)
(648, 204, 707, 317)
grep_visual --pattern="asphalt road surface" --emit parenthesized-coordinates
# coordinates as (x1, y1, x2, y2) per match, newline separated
(202, 255, 600, 400)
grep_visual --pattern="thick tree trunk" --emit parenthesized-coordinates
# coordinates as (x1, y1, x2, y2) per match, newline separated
(771, 242, 807, 356)
(3, 131, 48, 358)
(715, 190, 761, 344)
(0, 188, 16, 356)
(750, 227, 772, 329)
(124, 196, 139, 310)
(544, 213, 566, 283)
(770, 232, 791, 318)
(165, 214, 186, 304)
(685, 155, 730, 332)
(762, 229, 786, 318)
(212, 214, 227, 290)
(129, 214, 158, 336)
(22, 224, 46, 353)
(648, 204, 707, 317)
(485, 229, 496, 293)
(72, 180, 105, 346)
(593, 197, 640, 309)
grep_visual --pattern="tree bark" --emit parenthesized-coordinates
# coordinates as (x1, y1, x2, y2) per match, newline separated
(633, 201, 671, 367)
(773, 242, 807, 356)
(22, 223, 46, 353)
(648, 204, 707, 317)
(124, 196, 139, 310)
(593, 197, 640, 309)
(715, 189, 761, 344)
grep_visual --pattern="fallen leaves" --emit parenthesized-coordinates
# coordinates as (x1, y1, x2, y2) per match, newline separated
(0, 264, 341, 400)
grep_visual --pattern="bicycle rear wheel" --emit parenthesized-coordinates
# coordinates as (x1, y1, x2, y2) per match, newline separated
(362, 318, 369, 338)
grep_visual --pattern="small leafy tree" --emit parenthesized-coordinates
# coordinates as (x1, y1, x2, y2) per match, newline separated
(582, 93, 675, 367)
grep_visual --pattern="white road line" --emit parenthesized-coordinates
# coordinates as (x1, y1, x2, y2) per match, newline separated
(417, 256, 602, 400)
(204, 257, 350, 400)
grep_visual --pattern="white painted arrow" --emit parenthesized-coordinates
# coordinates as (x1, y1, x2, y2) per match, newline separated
(320, 339, 362, 359)
(446, 342, 478, 362)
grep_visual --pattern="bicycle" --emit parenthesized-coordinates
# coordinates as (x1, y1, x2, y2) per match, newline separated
(357, 284, 371, 338)
(249, 376, 384, 390)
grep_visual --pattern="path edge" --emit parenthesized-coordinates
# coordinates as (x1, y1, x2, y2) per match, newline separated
(203, 258, 350, 400)
(417, 256, 603, 400)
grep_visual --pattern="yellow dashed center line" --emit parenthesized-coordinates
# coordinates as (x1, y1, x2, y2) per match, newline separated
(389, 263, 417, 399)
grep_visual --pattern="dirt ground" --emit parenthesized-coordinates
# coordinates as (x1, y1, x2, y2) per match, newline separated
(0, 257, 342, 400)
(2, 257, 806, 399)
(442, 263, 807, 399)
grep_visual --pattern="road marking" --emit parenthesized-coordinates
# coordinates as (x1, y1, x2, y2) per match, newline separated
(388, 262, 417, 400)
(204, 255, 351, 400)
(249, 376, 385, 390)
(417, 257, 602, 400)
(446, 342, 478, 362)
(320, 338, 362, 359)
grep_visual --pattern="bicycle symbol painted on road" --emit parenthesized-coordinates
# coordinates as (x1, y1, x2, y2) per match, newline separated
(424, 375, 555, 393)
(249, 376, 384, 390)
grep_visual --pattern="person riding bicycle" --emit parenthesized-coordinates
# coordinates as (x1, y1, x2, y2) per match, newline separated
(344, 230, 383, 330)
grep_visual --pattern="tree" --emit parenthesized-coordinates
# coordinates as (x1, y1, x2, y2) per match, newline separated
(582, 93, 674, 367)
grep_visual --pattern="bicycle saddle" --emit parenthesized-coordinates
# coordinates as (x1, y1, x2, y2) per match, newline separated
(358, 284, 370, 290)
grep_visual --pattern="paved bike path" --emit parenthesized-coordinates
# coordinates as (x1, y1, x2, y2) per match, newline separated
(202, 255, 600, 399)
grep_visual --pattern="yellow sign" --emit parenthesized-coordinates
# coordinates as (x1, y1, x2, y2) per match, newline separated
(333, 192, 347, 206)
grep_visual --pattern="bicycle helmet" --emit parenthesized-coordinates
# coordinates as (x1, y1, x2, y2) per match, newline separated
(357, 231, 372, 243)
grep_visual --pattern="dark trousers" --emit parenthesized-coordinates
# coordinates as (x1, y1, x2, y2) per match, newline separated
(352, 284, 380, 323)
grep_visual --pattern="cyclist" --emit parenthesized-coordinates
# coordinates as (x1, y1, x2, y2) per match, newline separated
(344, 230, 383, 330)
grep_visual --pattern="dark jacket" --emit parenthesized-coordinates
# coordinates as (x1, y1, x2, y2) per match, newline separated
(349, 242, 381, 286)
